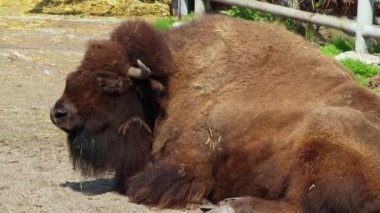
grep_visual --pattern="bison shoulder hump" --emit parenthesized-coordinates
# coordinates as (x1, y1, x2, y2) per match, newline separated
(111, 20, 172, 78)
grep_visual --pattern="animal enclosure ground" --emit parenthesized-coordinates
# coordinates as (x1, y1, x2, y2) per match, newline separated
(0, 14, 198, 213)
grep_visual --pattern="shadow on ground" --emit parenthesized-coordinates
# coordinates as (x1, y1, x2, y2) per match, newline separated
(60, 177, 115, 195)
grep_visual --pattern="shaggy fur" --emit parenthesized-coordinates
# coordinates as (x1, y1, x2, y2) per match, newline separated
(110, 19, 172, 86)
(51, 15, 380, 212)
(51, 38, 163, 192)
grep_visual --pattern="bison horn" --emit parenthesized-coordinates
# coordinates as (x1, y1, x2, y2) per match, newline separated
(127, 59, 152, 79)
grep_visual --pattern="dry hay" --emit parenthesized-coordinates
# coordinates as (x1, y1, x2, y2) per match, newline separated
(29, 0, 170, 17)
(0, 0, 41, 8)
(0, 0, 41, 15)
(128, 2, 170, 16)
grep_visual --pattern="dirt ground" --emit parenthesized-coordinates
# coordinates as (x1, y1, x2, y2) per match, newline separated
(2, 3, 380, 213)
(0, 13, 200, 213)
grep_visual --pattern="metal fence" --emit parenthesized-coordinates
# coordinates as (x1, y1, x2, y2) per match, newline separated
(191, 0, 380, 53)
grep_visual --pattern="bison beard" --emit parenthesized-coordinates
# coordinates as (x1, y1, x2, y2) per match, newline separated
(66, 121, 151, 192)
(51, 15, 380, 212)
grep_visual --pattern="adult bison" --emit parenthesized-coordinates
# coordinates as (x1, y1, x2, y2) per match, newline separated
(51, 15, 380, 212)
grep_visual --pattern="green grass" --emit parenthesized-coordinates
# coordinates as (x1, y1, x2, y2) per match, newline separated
(319, 37, 380, 86)
(370, 40, 380, 53)
(153, 17, 176, 30)
(226, 6, 275, 22)
(340, 59, 380, 86)
(320, 37, 355, 56)
(320, 36, 380, 56)
(320, 44, 342, 56)
(331, 37, 355, 52)
(153, 13, 196, 31)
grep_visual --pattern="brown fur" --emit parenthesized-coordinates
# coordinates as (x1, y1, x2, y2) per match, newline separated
(51, 38, 159, 192)
(110, 19, 172, 86)
(51, 15, 380, 212)
(128, 16, 380, 211)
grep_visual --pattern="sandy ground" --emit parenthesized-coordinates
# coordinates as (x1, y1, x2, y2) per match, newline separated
(0, 14, 200, 213)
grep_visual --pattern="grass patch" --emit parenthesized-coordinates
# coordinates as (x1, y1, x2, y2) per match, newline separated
(320, 44, 342, 56)
(320, 36, 355, 56)
(153, 17, 176, 30)
(332, 37, 355, 52)
(226, 6, 275, 22)
(340, 59, 380, 86)
(152, 13, 196, 30)
(369, 40, 380, 53)
(319, 37, 380, 87)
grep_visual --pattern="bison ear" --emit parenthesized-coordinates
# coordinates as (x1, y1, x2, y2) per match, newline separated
(97, 72, 132, 95)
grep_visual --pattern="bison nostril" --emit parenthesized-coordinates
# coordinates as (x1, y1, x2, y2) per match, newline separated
(54, 109, 68, 119)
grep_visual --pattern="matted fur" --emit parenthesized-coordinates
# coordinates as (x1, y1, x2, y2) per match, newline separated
(51, 15, 380, 212)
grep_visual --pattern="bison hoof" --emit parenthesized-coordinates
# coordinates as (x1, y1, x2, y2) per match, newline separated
(118, 117, 152, 135)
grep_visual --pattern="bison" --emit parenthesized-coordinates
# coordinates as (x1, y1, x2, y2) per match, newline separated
(51, 15, 380, 212)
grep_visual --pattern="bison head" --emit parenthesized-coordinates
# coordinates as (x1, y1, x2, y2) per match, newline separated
(50, 40, 158, 191)
(51, 19, 172, 192)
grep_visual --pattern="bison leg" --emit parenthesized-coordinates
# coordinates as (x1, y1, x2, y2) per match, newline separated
(127, 159, 213, 208)
(286, 139, 380, 213)
(113, 117, 152, 194)
(206, 197, 296, 213)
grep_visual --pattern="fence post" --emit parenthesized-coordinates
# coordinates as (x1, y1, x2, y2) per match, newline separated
(178, 0, 189, 17)
(355, 0, 374, 53)
(194, 0, 207, 15)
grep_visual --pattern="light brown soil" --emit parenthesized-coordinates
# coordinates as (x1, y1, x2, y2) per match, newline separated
(0, 14, 199, 213)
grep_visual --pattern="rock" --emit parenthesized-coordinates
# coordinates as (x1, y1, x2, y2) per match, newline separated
(9, 51, 32, 62)
(43, 70, 53, 76)
(172, 21, 185, 28)
(335, 51, 380, 65)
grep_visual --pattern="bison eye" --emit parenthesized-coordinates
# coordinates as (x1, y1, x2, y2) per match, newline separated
(96, 72, 132, 95)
